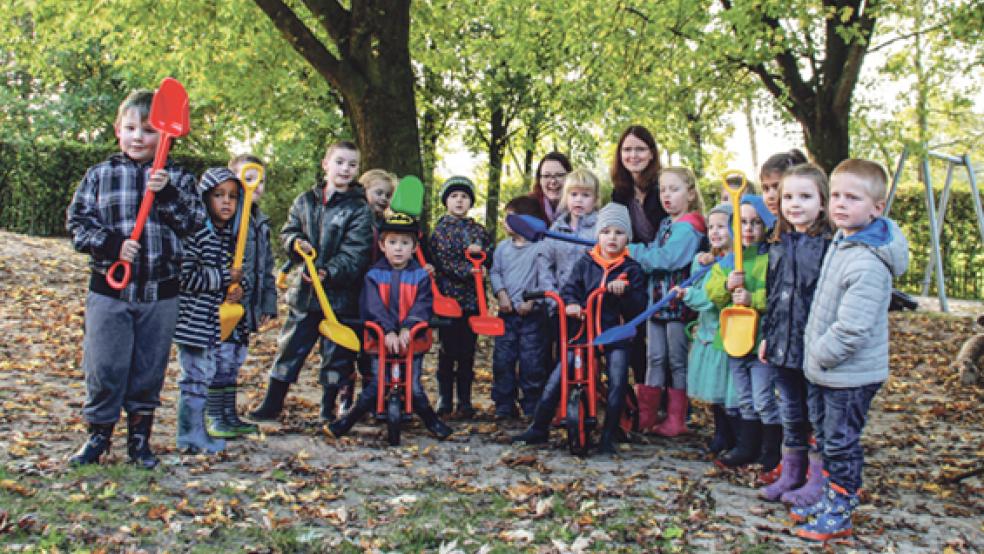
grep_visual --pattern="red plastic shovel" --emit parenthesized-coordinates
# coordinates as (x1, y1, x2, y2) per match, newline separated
(415, 247, 462, 318)
(106, 77, 191, 290)
(464, 250, 504, 336)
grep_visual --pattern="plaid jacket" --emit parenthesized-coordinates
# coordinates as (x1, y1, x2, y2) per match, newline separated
(66, 153, 206, 302)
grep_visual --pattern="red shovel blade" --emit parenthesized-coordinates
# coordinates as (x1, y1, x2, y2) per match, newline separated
(433, 290, 462, 318)
(149, 77, 190, 138)
(469, 315, 505, 336)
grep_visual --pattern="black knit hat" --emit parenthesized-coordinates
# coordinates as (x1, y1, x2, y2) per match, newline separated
(378, 212, 419, 236)
(440, 175, 476, 206)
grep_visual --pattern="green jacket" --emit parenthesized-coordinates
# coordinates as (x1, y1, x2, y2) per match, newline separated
(705, 243, 768, 343)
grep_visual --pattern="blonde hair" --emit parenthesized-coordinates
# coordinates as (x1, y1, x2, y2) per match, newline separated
(359, 169, 397, 192)
(772, 163, 833, 241)
(830, 159, 888, 202)
(660, 167, 704, 214)
(558, 168, 601, 213)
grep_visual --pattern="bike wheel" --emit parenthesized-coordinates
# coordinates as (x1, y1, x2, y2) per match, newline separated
(386, 391, 402, 447)
(566, 388, 591, 457)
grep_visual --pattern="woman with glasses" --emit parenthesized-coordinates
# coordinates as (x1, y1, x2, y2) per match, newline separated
(529, 152, 573, 225)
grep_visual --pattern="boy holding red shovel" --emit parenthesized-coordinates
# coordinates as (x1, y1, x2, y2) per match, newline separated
(66, 89, 206, 468)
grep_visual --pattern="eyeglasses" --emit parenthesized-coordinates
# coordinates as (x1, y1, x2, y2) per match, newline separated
(541, 173, 567, 181)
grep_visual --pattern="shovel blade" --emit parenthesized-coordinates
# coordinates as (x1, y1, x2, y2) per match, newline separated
(593, 326, 636, 346)
(219, 303, 245, 341)
(149, 77, 190, 137)
(468, 315, 505, 337)
(392, 175, 425, 216)
(433, 294, 463, 318)
(720, 307, 759, 357)
(318, 320, 362, 352)
(506, 214, 546, 242)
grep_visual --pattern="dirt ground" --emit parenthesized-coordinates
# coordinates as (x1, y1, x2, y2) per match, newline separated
(0, 229, 981, 552)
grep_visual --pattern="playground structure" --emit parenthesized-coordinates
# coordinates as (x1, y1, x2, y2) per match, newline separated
(886, 147, 984, 313)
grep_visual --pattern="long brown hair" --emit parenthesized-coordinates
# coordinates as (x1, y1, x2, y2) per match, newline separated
(611, 125, 662, 197)
(771, 163, 833, 241)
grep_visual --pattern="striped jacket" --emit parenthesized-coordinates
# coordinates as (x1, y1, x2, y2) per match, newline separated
(360, 258, 433, 354)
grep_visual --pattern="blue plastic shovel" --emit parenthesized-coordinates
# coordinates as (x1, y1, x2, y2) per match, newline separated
(506, 214, 597, 247)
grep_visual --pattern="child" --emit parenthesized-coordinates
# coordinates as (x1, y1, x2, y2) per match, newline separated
(204, 155, 277, 439)
(706, 195, 778, 470)
(512, 203, 647, 454)
(490, 196, 556, 419)
(360, 169, 398, 262)
(680, 203, 740, 454)
(759, 149, 808, 216)
(792, 160, 908, 541)
(329, 214, 453, 439)
(249, 141, 373, 423)
(66, 90, 206, 468)
(173, 168, 250, 454)
(757, 164, 832, 502)
(628, 167, 706, 436)
(430, 176, 493, 418)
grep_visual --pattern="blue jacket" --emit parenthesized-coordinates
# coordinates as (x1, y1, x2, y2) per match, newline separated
(361, 257, 434, 354)
(628, 212, 706, 321)
(561, 251, 647, 350)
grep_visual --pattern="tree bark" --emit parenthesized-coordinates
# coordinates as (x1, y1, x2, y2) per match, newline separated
(486, 103, 508, 238)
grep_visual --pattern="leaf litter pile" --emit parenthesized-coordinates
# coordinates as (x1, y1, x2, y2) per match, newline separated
(0, 230, 981, 552)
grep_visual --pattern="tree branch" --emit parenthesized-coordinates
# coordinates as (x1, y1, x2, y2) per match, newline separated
(868, 21, 948, 53)
(300, 0, 350, 47)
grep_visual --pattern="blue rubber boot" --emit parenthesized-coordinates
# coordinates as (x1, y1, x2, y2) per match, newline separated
(176, 394, 226, 454)
(794, 483, 858, 541)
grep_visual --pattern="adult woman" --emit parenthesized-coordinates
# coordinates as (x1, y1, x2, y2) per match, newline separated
(609, 125, 668, 244)
(529, 152, 572, 224)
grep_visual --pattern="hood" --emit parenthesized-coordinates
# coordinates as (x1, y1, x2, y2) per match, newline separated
(740, 194, 777, 231)
(199, 167, 244, 236)
(840, 217, 909, 277)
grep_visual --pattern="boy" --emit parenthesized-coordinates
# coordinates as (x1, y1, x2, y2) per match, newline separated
(205, 155, 277, 438)
(66, 89, 206, 468)
(329, 213, 453, 439)
(249, 141, 373, 423)
(511, 203, 647, 454)
(490, 196, 555, 419)
(429, 176, 493, 418)
(793, 159, 908, 541)
(173, 167, 249, 454)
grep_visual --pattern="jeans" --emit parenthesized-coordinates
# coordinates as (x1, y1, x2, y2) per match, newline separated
(775, 365, 811, 449)
(646, 319, 689, 389)
(729, 354, 780, 424)
(492, 311, 548, 415)
(81, 292, 178, 423)
(531, 347, 629, 432)
(177, 345, 217, 399)
(807, 382, 881, 493)
(211, 341, 248, 388)
(269, 306, 356, 387)
(353, 355, 430, 414)
(437, 312, 478, 409)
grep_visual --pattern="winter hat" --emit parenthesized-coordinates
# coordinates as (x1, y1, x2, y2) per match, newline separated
(440, 175, 476, 206)
(378, 212, 419, 236)
(198, 167, 240, 196)
(740, 194, 777, 230)
(595, 203, 633, 242)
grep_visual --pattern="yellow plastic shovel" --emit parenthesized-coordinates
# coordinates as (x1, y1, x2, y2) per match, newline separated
(219, 162, 264, 341)
(719, 169, 759, 357)
(293, 241, 361, 352)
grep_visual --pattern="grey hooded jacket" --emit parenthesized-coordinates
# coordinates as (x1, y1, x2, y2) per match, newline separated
(803, 218, 909, 388)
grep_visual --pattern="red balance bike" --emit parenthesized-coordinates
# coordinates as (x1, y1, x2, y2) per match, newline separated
(363, 321, 432, 447)
(523, 288, 639, 456)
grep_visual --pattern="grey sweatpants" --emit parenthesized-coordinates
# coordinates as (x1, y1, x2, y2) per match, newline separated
(81, 292, 178, 424)
(645, 319, 689, 389)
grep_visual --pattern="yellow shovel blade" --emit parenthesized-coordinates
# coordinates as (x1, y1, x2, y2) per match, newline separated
(219, 302, 245, 341)
(318, 319, 361, 352)
(720, 306, 758, 357)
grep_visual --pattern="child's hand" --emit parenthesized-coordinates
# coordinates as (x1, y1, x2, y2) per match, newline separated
(399, 328, 411, 351)
(259, 314, 274, 328)
(726, 271, 745, 292)
(120, 239, 140, 262)
(385, 332, 401, 355)
(607, 279, 627, 296)
(670, 285, 686, 298)
(466, 243, 482, 254)
(229, 268, 243, 284)
(732, 287, 750, 306)
(516, 300, 533, 316)
(146, 169, 170, 193)
(302, 268, 327, 284)
(226, 287, 244, 303)
(496, 291, 513, 314)
(295, 239, 314, 255)
(697, 252, 715, 265)
(423, 263, 435, 276)
(565, 304, 582, 318)
(758, 340, 767, 364)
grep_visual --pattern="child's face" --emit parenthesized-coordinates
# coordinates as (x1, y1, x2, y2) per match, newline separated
(739, 203, 765, 246)
(597, 225, 628, 258)
(115, 108, 160, 163)
(760, 170, 782, 215)
(707, 212, 732, 251)
(620, 134, 654, 176)
(207, 180, 240, 226)
(380, 232, 415, 268)
(445, 191, 472, 218)
(538, 160, 567, 202)
(829, 174, 883, 236)
(366, 181, 394, 218)
(322, 147, 359, 190)
(780, 175, 823, 233)
(659, 173, 694, 217)
(566, 188, 596, 217)
(232, 162, 266, 199)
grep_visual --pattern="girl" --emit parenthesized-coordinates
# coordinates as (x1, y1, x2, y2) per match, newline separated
(628, 167, 706, 436)
(705, 195, 777, 470)
(545, 168, 601, 290)
(529, 152, 572, 225)
(758, 163, 833, 504)
(759, 149, 808, 216)
(681, 203, 740, 454)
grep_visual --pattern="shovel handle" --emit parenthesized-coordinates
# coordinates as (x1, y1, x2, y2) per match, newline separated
(294, 241, 331, 318)
(230, 162, 264, 273)
(721, 170, 748, 273)
(465, 249, 490, 316)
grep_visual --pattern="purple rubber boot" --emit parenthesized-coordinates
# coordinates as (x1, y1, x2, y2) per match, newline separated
(759, 448, 807, 501)
(781, 451, 825, 506)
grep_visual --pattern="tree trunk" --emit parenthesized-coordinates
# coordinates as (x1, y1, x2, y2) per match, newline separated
(744, 95, 759, 170)
(486, 104, 508, 238)
(686, 113, 705, 178)
(801, 101, 851, 174)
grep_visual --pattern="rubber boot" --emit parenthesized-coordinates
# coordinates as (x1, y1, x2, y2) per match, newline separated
(718, 419, 762, 468)
(598, 412, 621, 455)
(760, 448, 807, 501)
(706, 404, 732, 455)
(635, 384, 664, 432)
(436, 354, 455, 415)
(320, 384, 339, 424)
(415, 399, 453, 439)
(126, 411, 159, 469)
(511, 400, 552, 444)
(328, 396, 371, 438)
(206, 387, 237, 438)
(69, 422, 115, 466)
(455, 356, 476, 418)
(782, 451, 827, 506)
(248, 378, 290, 422)
(794, 483, 858, 540)
(725, 413, 742, 450)
(651, 388, 689, 437)
(223, 386, 258, 435)
(756, 423, 784, 484)
(176, 394, 226, 454)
